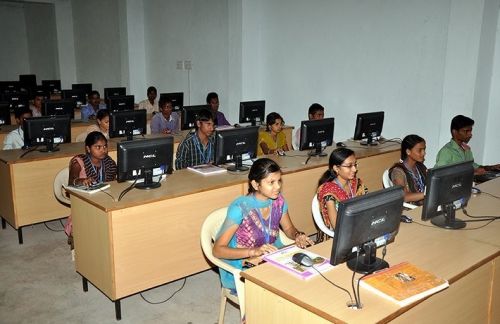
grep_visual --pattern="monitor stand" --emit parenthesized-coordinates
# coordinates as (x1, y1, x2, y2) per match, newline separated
(308, 142, 327, 157)
(431, 203, 466, 229)
(135, 169, 161, 190)
(346, 242, 389, 274)
(39, 136, 59, 153)
(360, 135, 379, 146)
(227, 155, 249, 172)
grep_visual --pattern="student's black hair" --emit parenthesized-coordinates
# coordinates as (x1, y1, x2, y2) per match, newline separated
(265, 112, 284, 131)
(206, 92, 218, 103)
(247, 158, 281, 194)
(401, 134, 425, 160)
(308, 103, 325, 116)
(96, 109, 109, 121)
(317, 148, 355, 187)
(158, 96, 172, 110)
(14, 107, 32, 119)
(85, 131, 107, 148)
(450, 115, 474, 133)
(89, 90, 100, 98)
(147, 86, 157, 94)
(195, 108, 214, 129)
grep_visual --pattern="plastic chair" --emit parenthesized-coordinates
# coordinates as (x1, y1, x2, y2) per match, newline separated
(311, 195, 335, 241)
(382, 169, 417, 210)
(53, 167, 70, 207)
(75, 132, 87, 143)
(200, 207, 294, 323)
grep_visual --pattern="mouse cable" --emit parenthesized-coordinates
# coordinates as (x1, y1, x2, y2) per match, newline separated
(19, 146, 38, 158)
(310, 265, 354, 305)
(351, 249, 362, 308)
(462, 208, 500, 221)
(44, 221, 65, 232)
(480, 191, 500, 199)
(118, 177, 138, 201)
(140, 278, 187, 305)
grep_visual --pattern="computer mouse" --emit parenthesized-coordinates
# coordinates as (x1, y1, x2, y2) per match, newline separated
(400, 215, 413, 223)
(336, 142, 346, 148)
(277, 150, 286, 156)
(471, 187, 481, 194)
(292, 252, 313, 267)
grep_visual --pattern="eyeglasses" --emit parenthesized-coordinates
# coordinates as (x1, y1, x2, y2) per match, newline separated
(339, 163, 358, 169)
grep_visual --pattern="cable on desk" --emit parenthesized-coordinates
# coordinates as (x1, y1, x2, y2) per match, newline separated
(310, 265, 354, 307)
(44, 221, 65, 232)
(463, 208, 500, 220)
(140, 278, 187, 305)
(118, 177, 138, 201)
(480, 191, 500, 199)
(19, 146, 38, 158)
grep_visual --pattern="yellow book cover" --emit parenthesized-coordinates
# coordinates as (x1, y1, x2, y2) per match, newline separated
(360, 262, 449, 306)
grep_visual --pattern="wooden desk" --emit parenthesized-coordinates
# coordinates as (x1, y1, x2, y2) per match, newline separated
(242, 178, 500, 323)
(69, 143, 398, 319)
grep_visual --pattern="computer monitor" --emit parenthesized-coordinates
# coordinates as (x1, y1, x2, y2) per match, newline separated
(0, 102, 11, 127)
(104, 87, 126, 100)
(23, 115, 71, 152)
(353, 111, 385, 145)
(0, 81, 20, 93)
(32, 86, 50, 99)
(214, 126, 259, 172)
(41, 80, 61, 93)
(19, 74, 37, 92)
(421, 161, 474, 229)
(160, 92, 183, 111)
(330, 186, 404, 274)
(299, 117, 335, 157)
(107, 95, 135, 112)
(109, 109, 147, 141)
(71, 83, 92, 97)
(181, 105, 209, 130)
(3, 92, 29, 109)
(239, 100, 265, 126)
(62, 89, 86, 106)
(43, 100, 76, 119)
(117, 136, 174, 190)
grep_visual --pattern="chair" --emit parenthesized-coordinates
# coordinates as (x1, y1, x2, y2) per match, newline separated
(311, 195, 335, 242)
(53, 167, 70, 207)
(382, 169, 417, 210)
(75, 132, 88, 143)
(200, 207, 294, 324)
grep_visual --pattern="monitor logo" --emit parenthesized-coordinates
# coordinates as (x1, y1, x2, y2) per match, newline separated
(119, 103, 125, 106)
(43, 127, 55, 131)
(125, 120, 134, 124)
(451, 183, 462, 189)
(143, 154, 156, 159)
(371, 217, 386, 226)
(235, 141, 246, 146)
(317, 130, 325, 134)
(55, 107, 63, 110)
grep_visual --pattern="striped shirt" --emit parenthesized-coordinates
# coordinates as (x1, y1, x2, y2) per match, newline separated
(175, 132, 215, 169)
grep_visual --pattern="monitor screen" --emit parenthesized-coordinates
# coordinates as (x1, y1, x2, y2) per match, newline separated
(331, 186, 404, 274)
(117, 136, 174, 189)
(239, 100, 265, 126)
(353, 111, 384, 145)
(19, 74, 37, 91)
(3, 92, 29, 109)
(299, 117, 335, 156)
(0, 81, 20, 93)
(0, 102, 11, 127)
(71, 83, 92, 97)
(104, 87, 126, 100)
(214, 126, 259, 172)
(181, 105, 209, 130)
(107, 95, 135, 112)
(41, 80, 61, 93)
(109, 109, 147, 140)
(62, 89, 86, 106)
(32, 86, 50, 99)
(43, 99, 76, 119)
(421, 161, 474, 229)
(23, 115, 71, 152)
(160, 92, 183, 111)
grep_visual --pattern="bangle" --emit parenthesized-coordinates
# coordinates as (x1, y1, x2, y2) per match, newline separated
(73, 178, 78, 186)
(295, 231, 305, 238)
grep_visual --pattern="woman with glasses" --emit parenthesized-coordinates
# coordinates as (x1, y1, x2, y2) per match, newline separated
(316, 148, 367, 241)
(258, 112, 289, 156)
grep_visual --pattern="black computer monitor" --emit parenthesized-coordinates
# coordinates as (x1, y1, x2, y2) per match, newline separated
(214, 126, 259, 172)
(32, 86, 50, 99)
(109, 109, 147, 141)
(71, 83, 92, 97)
(181, 105, 209, 130)
(421, 161, 474, 229)
(104, 87, 126, 100)
(0, 102, 11, 127)
(41, 80, 61, 93)
(19, 74, 37, 92)
(330, 186, 404, 274)
(62, 89, 86, 106)
(239, 100, 265, 126)
(3, 92, 30, 109)
(43, 100, 76, 119)
(353, 111, 385, 145)
(107, 95, 135, 112)
(299, 117, 335, 157)
(160, 92, 183, 111)
(0, 81, 20, 93)
(117, 136, 174, 190)
(23, 115, 71, 152)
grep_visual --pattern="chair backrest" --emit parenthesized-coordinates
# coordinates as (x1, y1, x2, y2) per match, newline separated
(53, 167, 71, 206)
(75, 132, 88, 143)
(382, 168, 418, 210)
(311, 195, 335, 238)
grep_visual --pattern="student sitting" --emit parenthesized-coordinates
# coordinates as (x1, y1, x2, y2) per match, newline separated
(150, 96, 179, 134)
(81, 90, 107, 122)
(175, 108, 215, 169)
(294, 103, 325, 150)
(258, 112, 289, 156)
(213, 158, 313, 293)
(207, 92, 231, 126)
(3, 107, 32, 150)
(138, 86, 159, 115)
(316, 148, 367, 242)
(389, 134, 427, 205)
(30, 95, 43, 117)
(84, 109, 110, 139)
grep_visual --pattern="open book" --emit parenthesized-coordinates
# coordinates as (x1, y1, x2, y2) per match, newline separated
(187, 164, 226, 175)
(360, 261, 449, 306)
(263, 245, 334, 280)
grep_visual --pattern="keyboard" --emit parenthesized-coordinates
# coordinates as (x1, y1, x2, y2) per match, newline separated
(474, 171, 500, 184)
(68, 182, 110, 194)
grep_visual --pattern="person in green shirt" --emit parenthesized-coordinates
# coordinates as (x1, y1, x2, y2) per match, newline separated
(435, 115, 500, 175)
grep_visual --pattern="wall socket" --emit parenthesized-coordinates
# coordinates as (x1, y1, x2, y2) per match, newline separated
(184, 60, 192, 70)
(176, 61, 184, 70)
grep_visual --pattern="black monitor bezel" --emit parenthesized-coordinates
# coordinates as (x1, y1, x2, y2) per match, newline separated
(299, 117, 335, 155)
(160, 92, 183, 112)
(239, 100, 265, 126)
(104, 87, 126, 101)
(62, 89, 86, 105)
(109, 109, 147, 140)
(0, 102, 11, 126)
(41, 80, 62, 93)
(23, 115, 71, 150)
(214, 126, 260, 171)
(43, 99, 76, 119)
(107, 95, 135, 112)
(181, 105, 209, 130)
(71, 83, 93, 97)
(353, 111, 385, 144)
